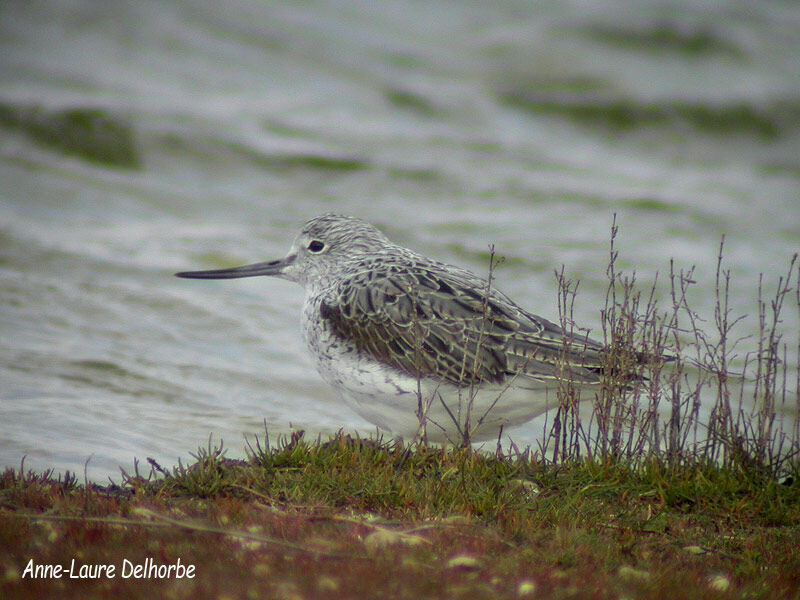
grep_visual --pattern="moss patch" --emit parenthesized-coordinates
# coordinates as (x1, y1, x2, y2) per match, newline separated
(2, 434, 798, 599)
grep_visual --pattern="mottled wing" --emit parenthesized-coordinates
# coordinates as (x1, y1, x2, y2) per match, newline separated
(320, 261, 605, 387)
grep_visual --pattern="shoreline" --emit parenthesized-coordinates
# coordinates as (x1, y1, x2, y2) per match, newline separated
(3, 433, 798, 599)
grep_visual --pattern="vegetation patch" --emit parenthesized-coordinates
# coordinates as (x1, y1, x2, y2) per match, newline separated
(1, 433, 798, 599)
(497, 92, 794, 139)
(0, 103, 140, 168)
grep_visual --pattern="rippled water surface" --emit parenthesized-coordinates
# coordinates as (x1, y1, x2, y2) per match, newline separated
(2, 0, 798, 480)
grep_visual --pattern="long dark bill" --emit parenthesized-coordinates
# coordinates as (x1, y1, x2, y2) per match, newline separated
(175, 258, 291, 279)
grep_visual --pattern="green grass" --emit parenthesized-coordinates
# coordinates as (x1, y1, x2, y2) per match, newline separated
(1, 433, 798, 599)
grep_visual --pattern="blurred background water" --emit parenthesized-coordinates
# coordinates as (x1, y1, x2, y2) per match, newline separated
(1, 0, 798, 481)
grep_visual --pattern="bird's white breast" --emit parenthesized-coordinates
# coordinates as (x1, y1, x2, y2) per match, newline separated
(299, 295, 564, 442)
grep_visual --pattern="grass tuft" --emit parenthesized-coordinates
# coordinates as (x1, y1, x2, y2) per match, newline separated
(2, 432, 798, 599)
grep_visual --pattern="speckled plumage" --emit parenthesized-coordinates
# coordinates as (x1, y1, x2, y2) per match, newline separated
(177, 214, 610, 443)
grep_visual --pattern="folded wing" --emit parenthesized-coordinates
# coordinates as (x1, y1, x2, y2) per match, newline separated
(320, 260, 606, 388)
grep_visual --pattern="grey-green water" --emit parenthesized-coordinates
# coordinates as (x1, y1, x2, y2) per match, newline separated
(2, 0, 798, 481)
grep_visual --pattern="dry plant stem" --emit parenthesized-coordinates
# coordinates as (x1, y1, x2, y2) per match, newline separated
(462, 244, 499, 446)
(750, 254, 798, 468)
(548, 218, 797, 474)
(409, 244, 505, 448)
(795, 258, 800, 451)
(666, 259, 692, 463)
(409, 218, 798, 476)
(552, 265, 591, 462)
(409, 281, 430, 444)
(472, 247, 522, 438)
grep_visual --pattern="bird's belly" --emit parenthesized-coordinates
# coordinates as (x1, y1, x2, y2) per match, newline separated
(303, 325, 562, 441)
(301, 305, 594, 443)
(341, 379, 563, 443)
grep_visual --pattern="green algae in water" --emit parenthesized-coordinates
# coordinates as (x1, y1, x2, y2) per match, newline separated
(497, 93, 787, 139)
(0, 103, 141, 169)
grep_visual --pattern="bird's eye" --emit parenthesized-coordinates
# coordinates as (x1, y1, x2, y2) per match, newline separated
(307, 240, 325, 253)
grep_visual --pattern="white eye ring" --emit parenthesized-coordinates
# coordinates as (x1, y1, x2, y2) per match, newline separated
(307, 240, 325, 253)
